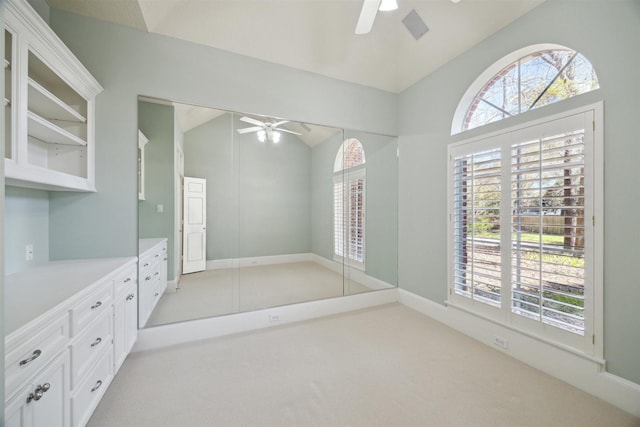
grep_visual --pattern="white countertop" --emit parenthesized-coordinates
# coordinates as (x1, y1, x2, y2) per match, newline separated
(139, 238, 167, 256)
(5, 257, 137, 335)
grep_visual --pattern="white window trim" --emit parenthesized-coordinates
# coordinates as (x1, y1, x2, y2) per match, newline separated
(447, 102, 603, 359)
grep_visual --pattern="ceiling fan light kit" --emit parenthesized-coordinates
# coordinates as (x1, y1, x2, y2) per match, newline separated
(379, 0, 398, 12)
(237, 116, 299, 143)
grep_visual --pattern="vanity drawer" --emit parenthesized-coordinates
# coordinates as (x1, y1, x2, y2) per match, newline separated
(114, 266, 137, 298)
(70, 282, 113, 336)
(71, 349, 113, 427)
(71, 311, 112, 388)
(5, 313, 69, 399)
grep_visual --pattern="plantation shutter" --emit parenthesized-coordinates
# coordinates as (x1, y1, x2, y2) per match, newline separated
(511, 129, 586, 335)
(334, 179, 345, 258)
(452, 148, 502, 307)
(348, 174, 365, 264)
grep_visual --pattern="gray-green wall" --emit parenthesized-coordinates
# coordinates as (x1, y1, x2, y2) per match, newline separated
(398, 0, 640, 384)
(184, 113, 312, 260)
(311, 132, 343, 261)
(345, 131, 398, 286)
(4, 187, 49, 275)
(44, 8, 396, 269)
(138, 101, 176, 279)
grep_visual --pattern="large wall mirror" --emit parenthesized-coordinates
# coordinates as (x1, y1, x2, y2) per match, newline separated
(137, 96, 398, 328)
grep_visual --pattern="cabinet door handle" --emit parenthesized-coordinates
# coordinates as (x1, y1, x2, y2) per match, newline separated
(26, 383, 50, 403)
(91, 380, 103, 393)
(154, 292, 159, 297)
(126, 293, 135, 301)
(145, 276, 152, 281)
(144, 263, 149, 267)
(155, 254, 159, 258)
(91, 301, 102, 310)
(19, 349, 42, 366)
(90, 337, 102, 348)
(124, 277, 132, 283)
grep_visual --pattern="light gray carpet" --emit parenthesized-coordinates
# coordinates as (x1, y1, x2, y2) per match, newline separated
(89, 303, 639, 426)
(146, 262, 371, 327)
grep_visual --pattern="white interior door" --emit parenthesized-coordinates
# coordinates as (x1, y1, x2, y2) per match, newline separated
(182, 177, 207, 274)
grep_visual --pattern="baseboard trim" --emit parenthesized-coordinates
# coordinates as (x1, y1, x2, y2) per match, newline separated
(134, 288, 398, 353)
(206, 253, 313, 270)
(166, 279, 178, 293)
(397, 288, 640, 418)
(311, 254, 394, 291)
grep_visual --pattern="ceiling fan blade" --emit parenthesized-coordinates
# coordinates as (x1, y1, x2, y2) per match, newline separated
(355, 0, 381, 35)
(239, 116, 266, 127)
(275, 127, 302, 136)
(272, 120, 289, 127)
(237, 126, 263, 134)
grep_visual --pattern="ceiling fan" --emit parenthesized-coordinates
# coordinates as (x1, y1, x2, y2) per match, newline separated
(237, 116, 301, 143)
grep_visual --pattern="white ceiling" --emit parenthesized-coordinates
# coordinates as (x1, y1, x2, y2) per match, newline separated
(46, 0, 544, 93)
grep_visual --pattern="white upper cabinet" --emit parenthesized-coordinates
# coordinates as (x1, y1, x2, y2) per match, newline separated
(4, 0, 103, 192)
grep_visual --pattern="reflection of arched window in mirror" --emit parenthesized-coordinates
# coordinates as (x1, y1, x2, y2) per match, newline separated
(333, 138, 366, 269)
(138, 130, 149, 200)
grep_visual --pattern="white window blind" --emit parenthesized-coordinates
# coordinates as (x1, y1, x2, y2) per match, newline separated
(452, 148, 502, 307)
(448, 106, 600, 354)
(334, 179, 345, 258)
(333, 139, 366, 267)
(348, 174, 365, 264)
(511, 130, 586, 334)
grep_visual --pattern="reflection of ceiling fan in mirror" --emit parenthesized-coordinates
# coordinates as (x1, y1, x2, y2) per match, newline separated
(237, 116, 301, 143)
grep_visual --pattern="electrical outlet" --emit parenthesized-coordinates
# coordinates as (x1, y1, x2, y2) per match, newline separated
(269, 313, 280, 322)
(26, 244, 34, 261)
(493, 335, 508, 349)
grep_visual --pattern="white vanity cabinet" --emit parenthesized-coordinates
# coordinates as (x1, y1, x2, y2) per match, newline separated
(138, 238, 168, 328)
(113, 266, 138, 372)
(5, 348, 71, 427)
(4, 257, 137, 427)
(4, 0, 103, 191)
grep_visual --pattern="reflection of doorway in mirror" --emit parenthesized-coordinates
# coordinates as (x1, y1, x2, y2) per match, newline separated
(183, 176, 207, 274)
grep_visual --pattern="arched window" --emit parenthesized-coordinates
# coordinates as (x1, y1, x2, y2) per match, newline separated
(452, 45, 599, 133)
(334, 139, 366, 267)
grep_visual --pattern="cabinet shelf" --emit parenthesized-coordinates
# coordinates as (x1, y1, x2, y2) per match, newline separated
(28, 77, 86, 123)
(28, 110, 87, 146)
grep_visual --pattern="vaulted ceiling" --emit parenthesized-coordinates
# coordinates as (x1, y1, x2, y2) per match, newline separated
(47, 0, 544, 93)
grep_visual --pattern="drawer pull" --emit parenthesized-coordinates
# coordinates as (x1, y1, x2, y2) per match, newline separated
(91, 301, 102, 310)
(155, 272, 159, 276)
(155, 254, 159, 258)
(145, 276, 152, 281)
(90, 337, 103, 348)
(126, 293, 135, 301)
(124, 277, 132, 283)
(154, 292, 159, 297)
(143, 262, 150, 267)
(19, 349, 42, 366)
(91, 380, 103, 393)
(26, 383, 50, 403)
(163, 258, 167, 261)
